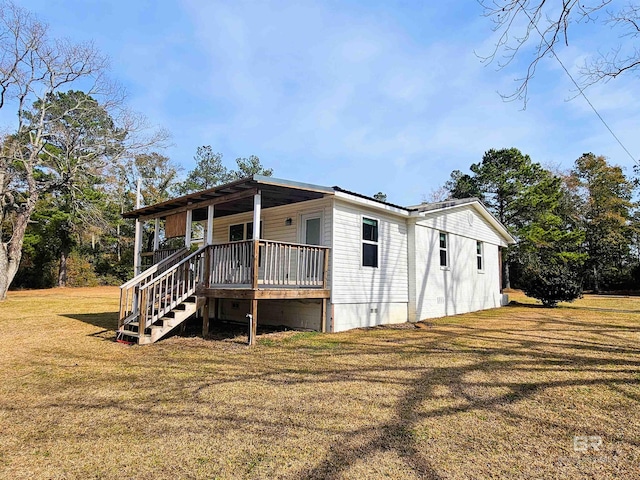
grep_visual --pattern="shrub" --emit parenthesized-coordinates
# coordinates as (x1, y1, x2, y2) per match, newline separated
(519, 263, 582, 307)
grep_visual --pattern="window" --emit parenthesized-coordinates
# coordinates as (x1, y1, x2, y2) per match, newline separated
(229, 224, 244, 242)
(476, 241, 484, 271)
(439, 232, 448, 267)
(229, 221, 263, 242)
(362, 217, 378, 267)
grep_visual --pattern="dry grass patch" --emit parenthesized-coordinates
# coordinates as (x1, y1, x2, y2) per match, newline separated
(0, 288, 639, 479)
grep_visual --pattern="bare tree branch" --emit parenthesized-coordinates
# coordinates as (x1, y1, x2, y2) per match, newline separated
(0, 0, 168, 298)
(476, 0, 640, 107)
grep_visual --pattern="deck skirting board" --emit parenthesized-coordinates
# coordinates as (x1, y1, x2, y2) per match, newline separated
(198, 288, 330, 300)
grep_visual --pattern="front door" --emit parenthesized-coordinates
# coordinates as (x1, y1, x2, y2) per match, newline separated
(301, 213, 322, 245)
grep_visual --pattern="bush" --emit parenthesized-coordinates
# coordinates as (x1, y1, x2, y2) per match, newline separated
(519, 263, 582, 307)
(66, 252, 100, 287)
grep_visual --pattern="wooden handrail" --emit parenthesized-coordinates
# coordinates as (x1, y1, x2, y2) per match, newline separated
(118, 239, 332, 335)
(118, 247, 189, 328)
(137, 245, 209, 332)
(120, 247, 188, 289)
(207, 240, 329, 289)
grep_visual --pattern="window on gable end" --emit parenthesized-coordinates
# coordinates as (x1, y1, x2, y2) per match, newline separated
(477, 241, 484, 271)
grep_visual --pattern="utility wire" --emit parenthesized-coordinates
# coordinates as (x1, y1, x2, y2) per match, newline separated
(519, 3, 639, 165)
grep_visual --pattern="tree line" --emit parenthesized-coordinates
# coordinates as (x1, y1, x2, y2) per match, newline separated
(442, 148, 638, 306)
(12, 144, 272, 292)
(0, 1, 272, 297)
(2, 1, 638, 304)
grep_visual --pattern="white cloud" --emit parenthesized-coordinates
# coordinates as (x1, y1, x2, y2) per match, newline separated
(25, 0, 638, 205)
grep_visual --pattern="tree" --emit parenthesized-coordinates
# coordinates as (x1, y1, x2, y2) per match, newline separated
(0, 2, 166, 298)
(444, 170, 482, 200)
(450, 148, 548, 288)
(126, 153, 181, 206)
(22, 90, 124, 286)
(569, 153, 635, 292)
(515, 173, 586, 306)
(230, 155, 273, 180)
(480, 1, 640, 106)
(177, 146, 230, 194)
(373, 192, 387, 202)
(178, 147, 273, 194)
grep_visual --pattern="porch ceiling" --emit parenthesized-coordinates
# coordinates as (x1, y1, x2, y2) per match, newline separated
(122, 175, 333, 221)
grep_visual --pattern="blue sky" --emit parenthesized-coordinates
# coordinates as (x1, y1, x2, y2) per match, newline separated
(16, 0, 640, 206)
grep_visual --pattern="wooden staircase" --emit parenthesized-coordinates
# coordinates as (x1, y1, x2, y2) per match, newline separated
(118, 295, 205, 344)
(117, 239, 331, 345)
(118, 245, 209, 345)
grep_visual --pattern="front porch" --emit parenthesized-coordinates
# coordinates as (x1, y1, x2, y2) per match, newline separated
(119, 176, 333, 345)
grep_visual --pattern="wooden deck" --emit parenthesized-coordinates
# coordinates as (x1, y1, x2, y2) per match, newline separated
(119, 239, 330, 344)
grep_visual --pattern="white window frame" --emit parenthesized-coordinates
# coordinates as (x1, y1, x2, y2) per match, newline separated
(361, 216, 379, 268)
(299, 212, 324, 245)
(476, 241, 484, 272)
(439, 231, 449, 269)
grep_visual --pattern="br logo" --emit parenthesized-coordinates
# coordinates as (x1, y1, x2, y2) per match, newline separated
(573, 436, 603, 452)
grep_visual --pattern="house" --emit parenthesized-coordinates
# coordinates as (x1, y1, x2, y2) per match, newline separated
(118, 175, 515, 345)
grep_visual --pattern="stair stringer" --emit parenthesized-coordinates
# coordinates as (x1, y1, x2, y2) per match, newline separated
(119, 296, 206, 345)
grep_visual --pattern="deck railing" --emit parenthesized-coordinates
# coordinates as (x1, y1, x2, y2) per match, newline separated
(209, 240, 254, 286)
(136, 245, 208, 332)
(119, 247, 189, 328)
(259, 240, 328, 287)
(141, 247, 184, 268)
(208, 240, 329, 289)
(119, 240, 330, 331)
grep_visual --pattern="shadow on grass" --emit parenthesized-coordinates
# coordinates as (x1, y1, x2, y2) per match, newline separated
(48, 303, 640, 478)
(509, 300, 640, 315)
(62, 312, 119, 331)
(63, 309, 293, 345)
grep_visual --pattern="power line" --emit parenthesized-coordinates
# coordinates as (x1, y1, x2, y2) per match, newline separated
(519, 3, 639, 165)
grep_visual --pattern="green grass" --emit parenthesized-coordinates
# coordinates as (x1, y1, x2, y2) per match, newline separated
(0, 287, 639, 478)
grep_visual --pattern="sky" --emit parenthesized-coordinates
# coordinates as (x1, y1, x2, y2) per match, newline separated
(15, 0, 640, 206)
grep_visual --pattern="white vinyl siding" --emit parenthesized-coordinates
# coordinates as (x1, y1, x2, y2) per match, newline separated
(331, 199, 408, 305)
(416, 206, 510, 247)
(412, 209, 504, 320)
(209, 197, 332, 248)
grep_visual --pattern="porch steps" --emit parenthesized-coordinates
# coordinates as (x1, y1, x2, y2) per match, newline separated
(117, 296, 205, 345)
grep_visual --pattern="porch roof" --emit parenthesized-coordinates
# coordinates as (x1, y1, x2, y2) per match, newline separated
(123, 175, 335, 221)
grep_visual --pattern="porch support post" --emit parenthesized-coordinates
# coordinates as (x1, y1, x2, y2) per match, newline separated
(185, 208, 192, 248)
(321, 298, 327, 333)
(252, 191, 261, 290)
(133, 178, 143, 275)
(202, 237, 212, 338)
(252, 191, 261, 240)
(248, 299, 258, 346)
(134, 219, 143, 275)
(153, 218, 160, 251)
(206, 205, 214, 246)
(202, 300, 210, 338)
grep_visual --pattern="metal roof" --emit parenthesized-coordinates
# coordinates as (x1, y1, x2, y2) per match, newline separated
(122, 175, 512, 245)
(332, 186, 410, 211)
(122, 175, 333, 220)
(408, 197, 483, 212)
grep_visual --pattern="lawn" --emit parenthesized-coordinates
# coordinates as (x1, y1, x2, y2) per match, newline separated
(0, 287, 639, 479)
